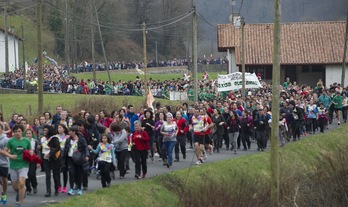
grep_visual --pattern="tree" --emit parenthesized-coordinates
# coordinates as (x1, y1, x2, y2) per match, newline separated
(48, 8, 64, 56)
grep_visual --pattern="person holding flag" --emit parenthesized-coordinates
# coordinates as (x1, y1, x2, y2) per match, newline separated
(183, 72, 191, 81)
(202, 71, 209, 80)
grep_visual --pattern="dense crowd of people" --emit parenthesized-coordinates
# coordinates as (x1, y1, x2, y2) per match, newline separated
(0, 55, 226, 96)
(0, 65, 222, 101)
(0, 75, 347, 206)
(78, 56, 226, 72)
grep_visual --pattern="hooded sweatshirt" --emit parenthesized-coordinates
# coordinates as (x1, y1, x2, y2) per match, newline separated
(110, 129, 128, 152)
(0, 133, 9, 167)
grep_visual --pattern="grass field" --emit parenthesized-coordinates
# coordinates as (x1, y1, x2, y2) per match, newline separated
(0, 94, 177, 121)
(72, 71, 226, 82)
(48, 124, 348, 207)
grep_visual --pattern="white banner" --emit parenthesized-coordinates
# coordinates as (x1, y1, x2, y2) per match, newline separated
(217, 72, 262, 92)
(169, 91, 188, 101)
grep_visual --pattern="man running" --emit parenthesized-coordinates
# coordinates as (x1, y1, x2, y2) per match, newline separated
(4, 125, 33, 207)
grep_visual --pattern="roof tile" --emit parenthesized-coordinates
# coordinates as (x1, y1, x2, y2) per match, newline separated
(217, 21, 347, 65)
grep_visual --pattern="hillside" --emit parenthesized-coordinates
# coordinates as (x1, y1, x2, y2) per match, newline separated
(0, 0, 346, 66)
(0, 15, 55, 66)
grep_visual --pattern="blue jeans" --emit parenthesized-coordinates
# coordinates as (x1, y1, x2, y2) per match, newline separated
(163, 141, 177, 165)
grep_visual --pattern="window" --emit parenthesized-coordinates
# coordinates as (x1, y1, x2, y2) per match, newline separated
(312, 65, 323, 73)
(301, 66, 309, 73)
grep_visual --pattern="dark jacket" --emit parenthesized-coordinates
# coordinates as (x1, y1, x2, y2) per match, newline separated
(255, 114, 268, 131)
(62, 133, 90, 160)
(141, 118, 155, 137)
(212, 115, 225, 136)
(227, 118, 241, 133)
(52, 114, 61, 125)
(46, 136, 61, 169)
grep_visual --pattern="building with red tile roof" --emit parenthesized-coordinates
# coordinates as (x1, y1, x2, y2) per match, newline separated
(217, 21, 348, 87)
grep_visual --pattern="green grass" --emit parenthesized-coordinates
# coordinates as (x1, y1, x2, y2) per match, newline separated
(72, 71, 226, 82)
(0, 15, 55, 67)
(47, 125, 348, 207)
(0, 94, 177, 121)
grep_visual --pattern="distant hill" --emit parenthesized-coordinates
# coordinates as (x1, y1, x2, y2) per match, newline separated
(0, 0, 346, 66)
(0, 15, 56, 67)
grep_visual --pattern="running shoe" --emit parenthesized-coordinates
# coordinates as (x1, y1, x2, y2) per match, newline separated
(58, 186, 62, 193)
(1, 194, 6, 204)
(195, 160, 201, 165)
(62, 187, 67, 193)
(68, 188, 75, 196)
(210, 145, 214, 155)
(77, 189, 83, 195)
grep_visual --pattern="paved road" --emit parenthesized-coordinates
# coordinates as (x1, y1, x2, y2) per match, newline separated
(5, 121, 340, 207)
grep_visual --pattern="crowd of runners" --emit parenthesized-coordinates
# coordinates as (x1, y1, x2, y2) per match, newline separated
(0, 77, 347, 207)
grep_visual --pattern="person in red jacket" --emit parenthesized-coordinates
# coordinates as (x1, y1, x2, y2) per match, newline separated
(99, 110, 113, 128)
(174, 111, 188, 162)
(131, 121, 150, 179)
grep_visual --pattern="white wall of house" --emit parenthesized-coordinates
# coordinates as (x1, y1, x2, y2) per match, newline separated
(325, 65, 348, 87)
(0, 32, 20, 73)
(227, 49, 238, 73)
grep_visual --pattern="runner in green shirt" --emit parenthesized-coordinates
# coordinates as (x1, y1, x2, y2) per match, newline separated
(332, 91, 343, 125)
(4, 125, 32, 207)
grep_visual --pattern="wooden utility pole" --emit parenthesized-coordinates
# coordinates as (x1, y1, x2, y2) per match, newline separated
(192, 5, 198, 102)
(90, 0, 96, 81)
(13, 27, 17, 69)
(22, 23, 26, 90)
(155, 40, 158, 67)
(73, 24, 77, 66)
(65, 0, 70, 74)
(271, 0, 281, 206)
(341, 6, 348, 87)
(4, 3, 9, 74)
(37, 0, 43, 114)
(241, 18, 246, 100)
(143, 22, 147, 95)
(92, 0, 111, 84)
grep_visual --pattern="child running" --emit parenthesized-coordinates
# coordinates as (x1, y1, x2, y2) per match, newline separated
(88, 134, 116, 188)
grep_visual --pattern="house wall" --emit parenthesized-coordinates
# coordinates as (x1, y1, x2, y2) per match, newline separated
(297, 66, 323, 87)
(227, 49, 238, 73)
(325, 65, 348, 87)
(0, 32, 20, 73)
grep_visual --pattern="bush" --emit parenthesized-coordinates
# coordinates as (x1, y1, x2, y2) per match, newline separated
(51, 126, 348, 207)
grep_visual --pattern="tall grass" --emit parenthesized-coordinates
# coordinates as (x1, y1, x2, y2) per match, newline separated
(50, 125, 348, 207)
(0, 94, 176, 122)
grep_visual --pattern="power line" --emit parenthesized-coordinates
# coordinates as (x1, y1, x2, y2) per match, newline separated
(239, 0, 244, 14)
(7, 3, 37, 15)
(196, 11, 217, 29)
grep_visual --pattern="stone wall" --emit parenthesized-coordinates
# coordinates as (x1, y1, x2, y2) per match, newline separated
(0, 88, 27, 94)
(189, 64, 228, 73)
